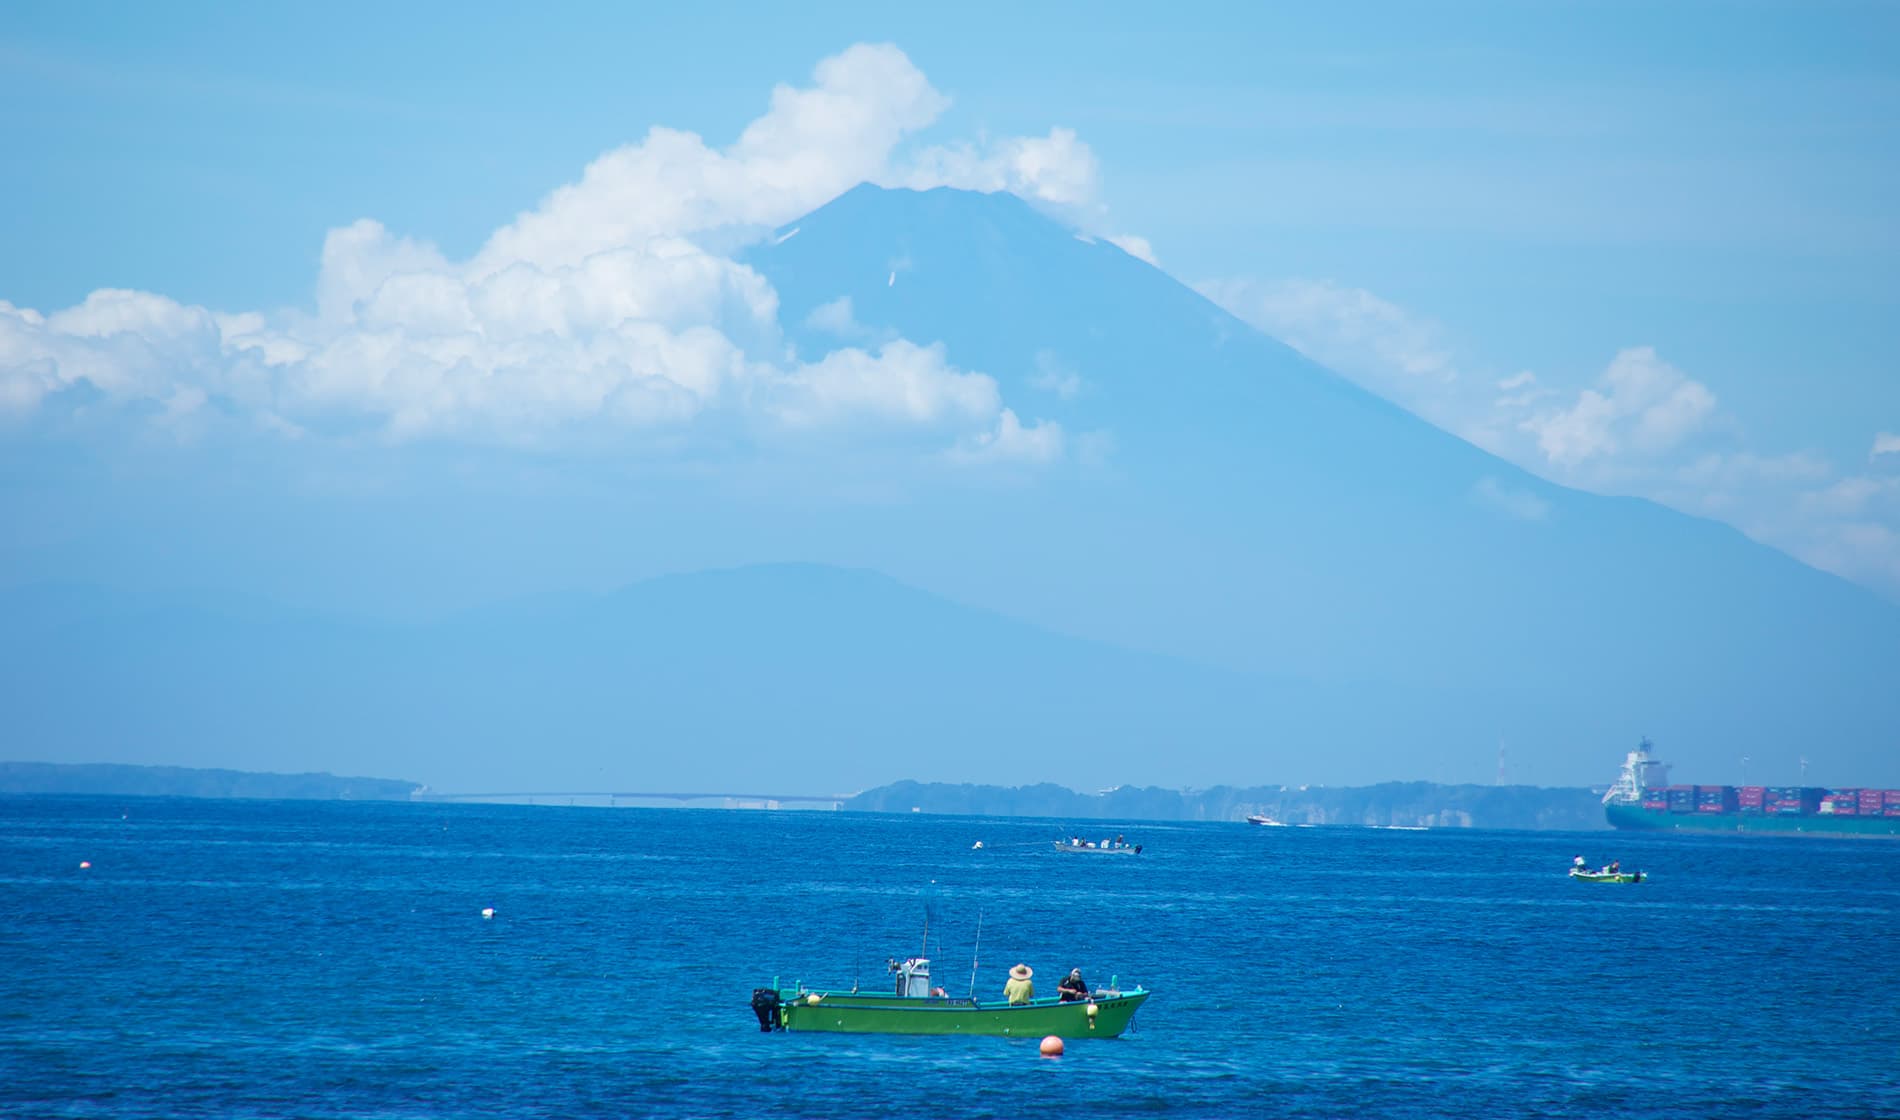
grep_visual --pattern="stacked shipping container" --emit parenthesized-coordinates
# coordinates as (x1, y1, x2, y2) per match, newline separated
(1647, 785, 1898, 817)
(1764, 786, 1810, 814)
(1822, 789, 1861, 816)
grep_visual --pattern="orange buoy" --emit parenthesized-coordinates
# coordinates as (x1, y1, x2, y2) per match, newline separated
(1039, 1035, 1064, 1057)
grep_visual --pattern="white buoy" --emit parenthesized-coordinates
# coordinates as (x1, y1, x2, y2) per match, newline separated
(481, 907, 495, 920)
(79, 861, 91, 870)
(972, 841, 984, 849)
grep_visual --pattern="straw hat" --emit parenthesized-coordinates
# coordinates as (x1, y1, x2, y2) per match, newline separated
(1009, 963, 1033, 980)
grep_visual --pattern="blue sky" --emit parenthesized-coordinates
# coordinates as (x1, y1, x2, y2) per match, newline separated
(3, 1, 1898, 603)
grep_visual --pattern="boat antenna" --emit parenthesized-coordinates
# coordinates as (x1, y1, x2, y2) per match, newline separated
(968, 908, 983, 999)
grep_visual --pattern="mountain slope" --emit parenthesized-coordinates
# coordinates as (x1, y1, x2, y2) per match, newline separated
(743, 186, 1900, 786)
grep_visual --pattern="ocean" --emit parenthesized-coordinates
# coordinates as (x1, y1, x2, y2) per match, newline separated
(2, 797, 1895, 1118)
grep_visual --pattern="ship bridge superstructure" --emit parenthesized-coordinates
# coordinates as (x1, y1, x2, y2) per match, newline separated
(1604, 738, 1672, 805)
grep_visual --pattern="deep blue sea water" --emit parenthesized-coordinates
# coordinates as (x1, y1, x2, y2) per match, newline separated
(2, 797, 1897, 1119)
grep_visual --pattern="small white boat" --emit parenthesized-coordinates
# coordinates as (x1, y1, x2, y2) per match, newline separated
(1245, 814, 1286, 827)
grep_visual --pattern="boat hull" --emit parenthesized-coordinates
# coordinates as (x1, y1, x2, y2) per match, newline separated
(1606, 802, 1900, 838)
(777, 990, 1148, 1038)
(1052, 842, 1140, 855)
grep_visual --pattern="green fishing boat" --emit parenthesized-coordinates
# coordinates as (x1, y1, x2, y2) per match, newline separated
(1569, 867, 1643, 884)
(752, 958, 1148, 1038)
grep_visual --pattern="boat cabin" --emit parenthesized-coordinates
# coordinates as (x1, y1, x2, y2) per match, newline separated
(890, 957, 932, 997)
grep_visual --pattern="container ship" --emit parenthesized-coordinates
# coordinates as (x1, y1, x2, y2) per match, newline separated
(1603, 740, 1900, 837)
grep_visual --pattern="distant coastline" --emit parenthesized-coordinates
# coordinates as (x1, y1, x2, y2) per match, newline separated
(0, 762, 420, 801)
(0, 763, 1605, 829)
(845, 780, 1608, 831)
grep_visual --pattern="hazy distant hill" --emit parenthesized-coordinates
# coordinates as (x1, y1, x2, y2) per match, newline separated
(0, 565, 1329, 794)
(0, 761, 417, 800)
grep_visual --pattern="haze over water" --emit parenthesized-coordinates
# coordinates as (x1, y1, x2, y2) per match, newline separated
(4, 797, 1895, 1118)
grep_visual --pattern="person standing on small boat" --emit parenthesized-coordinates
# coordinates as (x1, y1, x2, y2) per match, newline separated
(1005, 964, 1034, 1004)
(1058, 969, 1088, 1002)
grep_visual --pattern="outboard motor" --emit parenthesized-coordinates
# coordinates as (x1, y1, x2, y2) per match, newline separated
(750, 987, 782, 1032)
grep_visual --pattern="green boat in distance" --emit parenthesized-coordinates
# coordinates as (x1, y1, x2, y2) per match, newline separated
(772, 987, 1148, 1037)
(1570, 868, 1643, 884)
(753, 958, 1148, 1038)
(1569, 855, 1643, 883)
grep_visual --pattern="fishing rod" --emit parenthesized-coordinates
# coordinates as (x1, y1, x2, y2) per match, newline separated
(967, 908, 983, 1000)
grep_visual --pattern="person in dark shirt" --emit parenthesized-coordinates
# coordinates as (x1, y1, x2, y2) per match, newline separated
(1058, 969, 1089, 1002)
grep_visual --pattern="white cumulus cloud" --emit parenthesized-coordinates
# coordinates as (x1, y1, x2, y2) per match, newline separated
(473, 44, 950, 278)
(900, 127, 1103, 213)
(805, 296, 871, 340)
(1107, 234, 1158, 266)
(772, 341, 999, 429)
(1198, 277, 1459, 415)
(1519, 347, 1716, 467)
(0, 43, 1092, 464)
(950, 408, 1067, 465)
(1196, 269, 1898, 599)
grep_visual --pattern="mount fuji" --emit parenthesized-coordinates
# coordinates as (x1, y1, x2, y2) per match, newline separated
(5, 186, 1897, 793)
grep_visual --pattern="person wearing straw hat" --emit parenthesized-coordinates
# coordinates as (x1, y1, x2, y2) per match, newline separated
(1004, 964, 1035, 1005)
